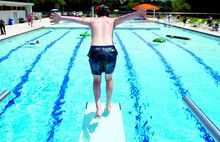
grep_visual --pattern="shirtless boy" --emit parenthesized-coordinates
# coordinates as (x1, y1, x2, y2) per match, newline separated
(51, 5, 146, 118)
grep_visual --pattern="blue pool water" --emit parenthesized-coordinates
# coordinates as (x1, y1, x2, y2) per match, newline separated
(0, 22, 220, 142)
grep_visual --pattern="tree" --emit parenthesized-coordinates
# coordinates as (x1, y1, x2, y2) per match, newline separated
(186, 0, 220, 13)
(10, 0, 220, 13)
(55, 0, 65, 10)
(170, 0, 191, 12)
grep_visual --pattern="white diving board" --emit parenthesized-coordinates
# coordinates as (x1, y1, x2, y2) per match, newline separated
(79, 102, 126, 142)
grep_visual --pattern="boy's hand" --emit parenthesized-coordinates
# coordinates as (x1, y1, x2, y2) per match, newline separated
(50, 12, 62, 23)
(136, 8, 146, 18)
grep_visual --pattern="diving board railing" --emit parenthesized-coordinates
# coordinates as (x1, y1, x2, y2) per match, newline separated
(0, 90, 10, 101)
(183, 95, 220, 141)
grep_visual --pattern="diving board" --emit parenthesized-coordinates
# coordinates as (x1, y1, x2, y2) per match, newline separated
(79, 102, 126, 142)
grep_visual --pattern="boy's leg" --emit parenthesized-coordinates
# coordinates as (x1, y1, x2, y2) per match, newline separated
(105, 74, 113, 112)
(93, 75, 102, 117)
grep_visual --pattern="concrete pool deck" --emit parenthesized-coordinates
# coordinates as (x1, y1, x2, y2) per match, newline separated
(157, 19, 220, 37)
(0, 18, 220, 41)
(0, 18, 52, 40)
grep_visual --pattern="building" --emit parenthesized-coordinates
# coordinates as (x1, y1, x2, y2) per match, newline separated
(0, 1, 34, 24)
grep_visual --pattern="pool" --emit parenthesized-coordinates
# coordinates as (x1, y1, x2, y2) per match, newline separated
(0, 22, 220, 142)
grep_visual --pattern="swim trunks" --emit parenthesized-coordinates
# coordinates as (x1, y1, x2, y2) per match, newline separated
(88, 45, 118, 75)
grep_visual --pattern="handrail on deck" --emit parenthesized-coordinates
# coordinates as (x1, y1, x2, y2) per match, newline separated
(0, 90, 10, 101)
(183, 95, 220, 141)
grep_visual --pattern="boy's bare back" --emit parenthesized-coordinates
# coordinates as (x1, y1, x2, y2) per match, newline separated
(90, 17, 115, 46)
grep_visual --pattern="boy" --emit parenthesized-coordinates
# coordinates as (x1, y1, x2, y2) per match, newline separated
(51, 5, 146, 118)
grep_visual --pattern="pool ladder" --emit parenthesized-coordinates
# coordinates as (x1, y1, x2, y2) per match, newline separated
(0, 90, 10, 101)
(183, 95, 220, 141)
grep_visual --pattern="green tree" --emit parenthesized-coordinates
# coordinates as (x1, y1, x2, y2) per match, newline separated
(126, 2, 139, 10)
(170, 0, 190, 12)
(55, 0, 65, 10)
(91, 0, 102, 5)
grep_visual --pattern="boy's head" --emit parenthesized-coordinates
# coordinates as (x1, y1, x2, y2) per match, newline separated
(96, 5, 111, 17)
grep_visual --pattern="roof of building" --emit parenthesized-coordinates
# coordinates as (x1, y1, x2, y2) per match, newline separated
(0, 1, 34, 6)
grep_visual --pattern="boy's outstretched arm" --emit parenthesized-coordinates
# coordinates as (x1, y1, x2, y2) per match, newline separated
(50, 12, 91, 25)
(114, 8, 146, 26)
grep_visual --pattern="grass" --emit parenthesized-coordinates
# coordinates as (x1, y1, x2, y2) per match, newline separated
(189, 18, 218, 24)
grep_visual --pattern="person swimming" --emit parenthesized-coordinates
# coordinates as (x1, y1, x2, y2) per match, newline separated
(27, 40, 40, 45)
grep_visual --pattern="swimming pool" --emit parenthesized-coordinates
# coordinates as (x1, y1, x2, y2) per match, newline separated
(0, 22, 220, 141)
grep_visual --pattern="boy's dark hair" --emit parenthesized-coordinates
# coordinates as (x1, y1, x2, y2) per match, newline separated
(97, 5, 111, 17)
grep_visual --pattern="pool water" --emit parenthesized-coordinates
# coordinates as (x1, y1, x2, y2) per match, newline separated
(0, 22, 220, 142)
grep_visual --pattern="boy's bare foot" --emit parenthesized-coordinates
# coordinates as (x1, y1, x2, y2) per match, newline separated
(95, 110, 102, 119)
(106, 103, 112, 112)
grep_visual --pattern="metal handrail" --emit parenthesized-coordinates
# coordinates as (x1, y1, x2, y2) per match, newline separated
(183, 95, 220, 141)
(0, 90, 10, 101)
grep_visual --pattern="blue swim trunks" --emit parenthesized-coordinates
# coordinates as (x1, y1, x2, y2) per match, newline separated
(88, 45, 118, 75)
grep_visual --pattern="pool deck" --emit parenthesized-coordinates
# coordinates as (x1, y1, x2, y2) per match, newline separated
(0, 18, 52, 40)
(0, 18, 220, 41)
(158, 19, 220, 37)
